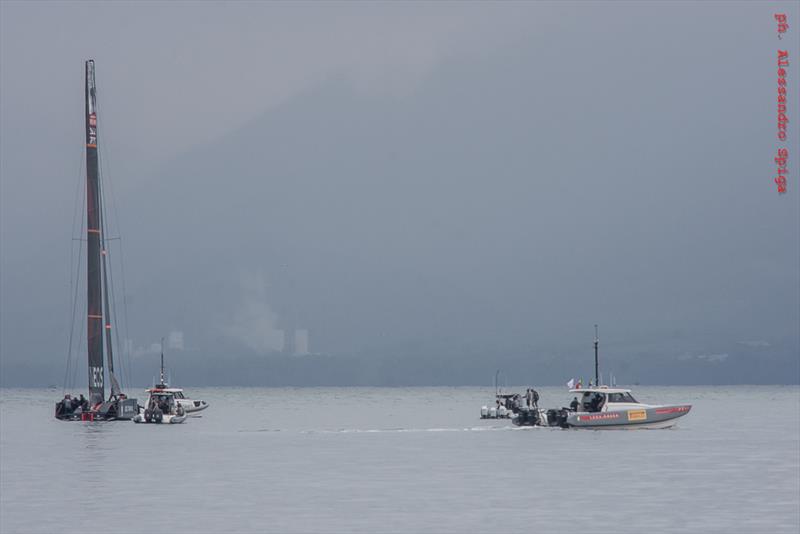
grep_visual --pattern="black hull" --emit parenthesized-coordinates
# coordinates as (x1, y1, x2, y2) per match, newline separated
(55, 413, 126, 422)
(55, 397, 138, 421)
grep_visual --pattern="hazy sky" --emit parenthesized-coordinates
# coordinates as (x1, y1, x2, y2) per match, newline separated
(1, 1, 798, 384)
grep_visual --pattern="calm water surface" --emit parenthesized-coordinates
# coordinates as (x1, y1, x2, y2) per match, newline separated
(1, 386, 798, 533)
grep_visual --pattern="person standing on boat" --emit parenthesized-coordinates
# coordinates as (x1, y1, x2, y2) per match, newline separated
(590, 393, 603, 412)
(570, 397, 580, 412)
(59, 395, 72, 416)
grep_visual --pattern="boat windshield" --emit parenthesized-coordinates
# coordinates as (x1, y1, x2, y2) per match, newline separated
(581, 392, 606, 412)
(607, 392, 638, 403)
(147, 393, 178, 413)
(149, 394, 174, 404)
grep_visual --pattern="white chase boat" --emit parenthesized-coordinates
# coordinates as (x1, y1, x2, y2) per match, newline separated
(133, 388, 188, 424)
(559, 328, 691, 429)
(132, 342, 208, 424)
(513, 326, 692, 429)
(558, 386, 691, 429)
(479, 372, 516, 419)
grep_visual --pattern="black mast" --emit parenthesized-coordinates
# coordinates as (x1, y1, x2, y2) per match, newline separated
(594, 324, 599, 386)
(159, 337, 166, 387)
(85, 60, 105, 406)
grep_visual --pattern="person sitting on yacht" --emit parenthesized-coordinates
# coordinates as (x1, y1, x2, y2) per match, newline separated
(58, 395, 73, 416)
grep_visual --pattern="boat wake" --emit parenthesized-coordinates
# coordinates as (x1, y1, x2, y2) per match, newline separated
(240, 425, 541, 434)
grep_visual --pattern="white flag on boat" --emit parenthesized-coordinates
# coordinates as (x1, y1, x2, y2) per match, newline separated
(566, 378, 576, 389)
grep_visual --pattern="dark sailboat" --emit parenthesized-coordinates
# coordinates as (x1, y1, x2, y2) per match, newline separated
(55, 60, 138, 421)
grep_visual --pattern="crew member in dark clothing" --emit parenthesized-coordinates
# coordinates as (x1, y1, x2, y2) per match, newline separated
(590, 394, 604, 412)
(58, 395, 72, 416)
(78, 394, 88, 411)
(570, 397, 580, 412)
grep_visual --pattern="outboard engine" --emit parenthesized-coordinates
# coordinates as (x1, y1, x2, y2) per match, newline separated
(557, 409, 569, 428)
(546, 408, 570, 428)
(489, 406, 497, 418)
(513, 407, 540, 426)
(498, 405, 508, 418)
(480, 406, 489, 418)
(546, 409, 557, 426)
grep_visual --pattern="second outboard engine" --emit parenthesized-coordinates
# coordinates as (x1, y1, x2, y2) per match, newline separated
(546, 409, 558, 426)
(557, 409, 569, 428)
(546, 408, 570, 428)
(513, 407, 541, 426)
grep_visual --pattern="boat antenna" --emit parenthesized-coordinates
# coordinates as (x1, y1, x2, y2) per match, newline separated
(594, 324, 599, 386)
(160, 337, 165, 386)
(494, 369, 500, 396)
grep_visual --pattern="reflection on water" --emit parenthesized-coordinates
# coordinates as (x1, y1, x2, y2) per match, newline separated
(2, 386, 799, 533)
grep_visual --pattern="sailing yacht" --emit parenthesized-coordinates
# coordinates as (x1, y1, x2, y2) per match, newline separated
(54, 60, 138, 421)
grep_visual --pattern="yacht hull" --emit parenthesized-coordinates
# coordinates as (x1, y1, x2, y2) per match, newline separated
(54, 398, 139, 421)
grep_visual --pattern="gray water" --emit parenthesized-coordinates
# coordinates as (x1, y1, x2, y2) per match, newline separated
(1, 386, 798, 533)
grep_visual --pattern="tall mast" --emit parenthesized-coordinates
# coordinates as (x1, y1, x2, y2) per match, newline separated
(160, 337, 166, 386)
(85, 59, 104, 405)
